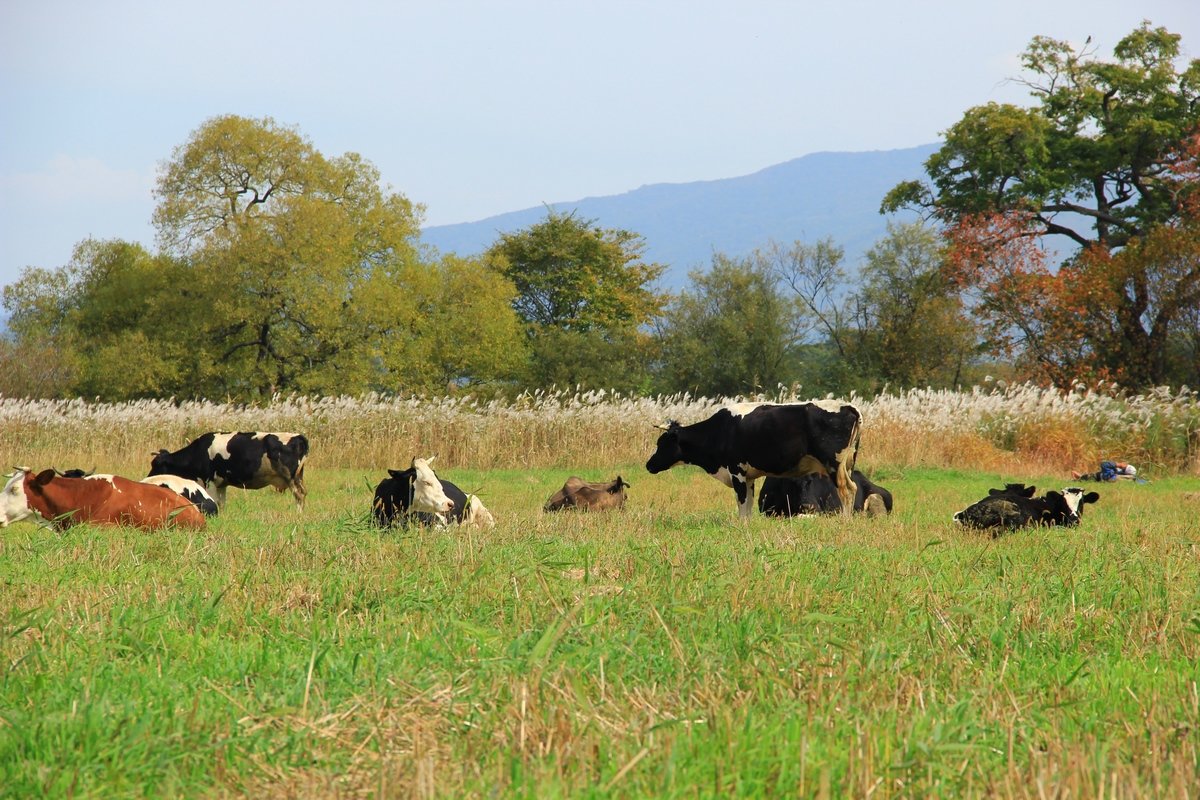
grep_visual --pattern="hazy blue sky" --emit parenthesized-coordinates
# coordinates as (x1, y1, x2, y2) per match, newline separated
(2, 0, 1197, 288)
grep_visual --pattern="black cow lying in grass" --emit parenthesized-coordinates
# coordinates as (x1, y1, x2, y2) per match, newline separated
(954, 484, 1099, 534)
(758, 470, 893, 517)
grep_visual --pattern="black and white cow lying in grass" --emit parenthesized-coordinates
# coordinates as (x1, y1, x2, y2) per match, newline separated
(953, 484, 1099, 534)
(372, 457, 495, 529)
(758, 470, 893, 517)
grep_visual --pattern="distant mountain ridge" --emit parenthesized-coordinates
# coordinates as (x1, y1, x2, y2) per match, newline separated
(420, 143, 938, 289)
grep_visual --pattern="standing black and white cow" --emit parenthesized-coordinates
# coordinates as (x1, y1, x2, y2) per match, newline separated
(953, 485, 1099, 533)
(148, 432, 309, 509)
(372, 457, 495, 529)
(645, 401, 862, 518)
(758, 470, 892, 517)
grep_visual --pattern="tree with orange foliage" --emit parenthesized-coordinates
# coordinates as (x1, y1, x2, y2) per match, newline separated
(884, 23, 1200, 389)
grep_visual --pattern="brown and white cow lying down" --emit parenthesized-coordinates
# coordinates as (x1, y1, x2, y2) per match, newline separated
(544, 476, 630, 512)
(1, 469, 206, 530)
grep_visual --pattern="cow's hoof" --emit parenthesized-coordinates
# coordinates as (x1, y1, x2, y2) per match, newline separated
(864, 493, 887, 517)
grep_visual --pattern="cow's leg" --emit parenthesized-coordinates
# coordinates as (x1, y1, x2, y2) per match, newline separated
(290, 463, 306, 511)
(833, 463, 854, 516)
(864, 493, 886, 517)
(209, 482, 228, 508)
(731, 470, 755, 519)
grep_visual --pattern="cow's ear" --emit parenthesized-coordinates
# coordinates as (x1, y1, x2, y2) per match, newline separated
(34, 469, 56, 486)
(1085, 492, 1100, 504)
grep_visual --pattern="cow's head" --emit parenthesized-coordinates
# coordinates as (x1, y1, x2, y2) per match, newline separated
(409, 457, 455, 515)
(609, 476, 631, 494)
(793, 473, 839, 514)
(988, 483, 1036, 498)
(645, 422, 684, 473)
(0, 469, 35, 527)
(1059, 486, 1100, 525)
(56, 467, 95, 479)
(148, 449, 174, 477)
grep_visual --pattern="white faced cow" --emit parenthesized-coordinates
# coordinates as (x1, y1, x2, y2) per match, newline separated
(148, 432, 309, 510)
(372, 457, 495, 529)
(953, 484, 1100, 534)
(645, 401, 862, 518)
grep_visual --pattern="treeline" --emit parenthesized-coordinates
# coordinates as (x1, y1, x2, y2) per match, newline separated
(3, 23, 1199, 401)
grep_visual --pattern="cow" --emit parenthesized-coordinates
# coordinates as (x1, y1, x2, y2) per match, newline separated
(372, 457, 495, 529)
(148, 432, 309, 509)
(953, 485, 1100, 533)
(758, 470, 892, 517)
(544, 476, 630, 512)
(645, 401, 862, 518)
(1, 468, 206, 530)
(140, 475, 219, 517)
(55, 468, 218, 517)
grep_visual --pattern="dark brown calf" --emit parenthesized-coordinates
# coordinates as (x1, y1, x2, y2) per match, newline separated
(544, 476, 630, 512)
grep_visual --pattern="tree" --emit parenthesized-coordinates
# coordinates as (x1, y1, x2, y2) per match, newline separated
(485, 210, 666, 391)
(154, 114, 429, 397)
(391, 254, 527, 393)
(655, 253, 806, 397)
(3, 115, 527, 400)
(883, 23, 1200, 389)
(850, 222, 978, 389)
(2, 239, 200, 398)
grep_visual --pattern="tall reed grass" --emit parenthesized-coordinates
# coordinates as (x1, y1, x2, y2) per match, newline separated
(1, 382, 1197, 476)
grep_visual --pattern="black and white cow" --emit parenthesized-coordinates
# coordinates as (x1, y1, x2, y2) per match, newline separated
(148, 432, 309, 509)
(372, 457, 495, 529)
(758, 470, 892, 517)
(953, 485, 1099, 533)
(140, 475, 219, 517)
(645, 401, 862, 518)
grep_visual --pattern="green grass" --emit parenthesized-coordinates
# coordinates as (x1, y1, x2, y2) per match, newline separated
(2, 465, 1199, 797)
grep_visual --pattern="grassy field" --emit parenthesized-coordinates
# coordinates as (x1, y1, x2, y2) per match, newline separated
(3, 457, 1200, 798)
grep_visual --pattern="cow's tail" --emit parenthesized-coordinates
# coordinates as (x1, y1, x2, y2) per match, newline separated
(836, 405, 862, 513)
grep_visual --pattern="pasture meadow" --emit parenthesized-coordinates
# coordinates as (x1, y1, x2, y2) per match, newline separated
(1, 385, 1199, 797)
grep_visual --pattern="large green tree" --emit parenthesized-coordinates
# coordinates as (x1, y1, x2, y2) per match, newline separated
(883, 23, 1200, 388)
(3, 115, 526, 400)
(154, 114, 431, 396)
(485, 210, 666, 391)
